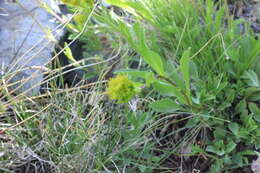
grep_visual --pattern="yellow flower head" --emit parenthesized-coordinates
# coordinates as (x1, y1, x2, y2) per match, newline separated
(107, 75, 136, 103)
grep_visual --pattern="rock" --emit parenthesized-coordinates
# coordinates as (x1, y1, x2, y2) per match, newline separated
(0, 0, 63, 96)
(251, 157, 260, 173)
(253, 0, 260, 22)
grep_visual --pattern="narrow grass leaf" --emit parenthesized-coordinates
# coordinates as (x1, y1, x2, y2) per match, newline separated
(180, 49, 191, 99)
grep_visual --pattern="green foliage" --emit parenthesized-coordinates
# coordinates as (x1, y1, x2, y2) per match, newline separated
(90, 0, 260, 171)
(3, 0, 260, 172)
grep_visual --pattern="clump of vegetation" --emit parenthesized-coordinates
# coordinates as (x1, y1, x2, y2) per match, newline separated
(61, 0, 260, 171)
(1, 0, 260, 172)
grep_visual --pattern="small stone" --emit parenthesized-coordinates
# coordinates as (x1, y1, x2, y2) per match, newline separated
(252, 157, 260, 173)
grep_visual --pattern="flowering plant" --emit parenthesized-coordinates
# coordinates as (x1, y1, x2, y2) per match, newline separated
(107, 75, 137, 103)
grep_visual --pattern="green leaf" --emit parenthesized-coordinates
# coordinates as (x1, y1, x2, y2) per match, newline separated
(226, 141, 237, 153)
(189, 60, 199, 80)
(133, 23, 147, 52)
(213, 128, 226, 139)
(238, 127, 250, 139)
(243, 87, 260, 101)
(64, 42, 77, 63)
(228, 123, 239, 136)
(235, 99, 247, 114)
(153, 81, 187, 104)
(191, 145, 204, 154)
(141, 49, 165, 76)
(153, 80, 177, 97)
(248, 103, 260, 123)
(185, 117, 199, 128)
(180, 49, 191, 99)
(105, 0, 153, 21)
(149, 98, 181, 113)
(243, 87, 260, 97)
(242, 70, 260, 87)
(130, 24, 165, 76)
(115, 69, 155, 85)
(247, 92, 260, 102)
(210, 159, 223, 173)
(206, 145, 225, 156)
(232, 154, 244, 167)
(255, 141, 260, 150)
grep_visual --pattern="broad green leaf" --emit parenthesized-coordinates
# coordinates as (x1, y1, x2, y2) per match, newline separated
(242, 70, 260, 87)
(210, 159, 223, 173)
(244, 87, 260, 97)
(247, 92, 260, 102)
(115, 69, 155, 85)
(248, 103, 260, 123)
(213, 128, 226, 139)
(243, 87, 260, 101)
(238, 127, 250, 139)
(122, 23, 165, 76)
(131, 24, 165, 75)
(153, 80, 187, 104)
(256, 141, 260, 150)
(153, 80, 177, 97)
(241, 115, 258, 132)
(141, 49, 165, 76)
(228, 123, 239, 136)
(226, 141, 237, 153)
(149, 98, 181, 113)
(206, 145, 225, 156)
(247, 37, 260, 69)
(164, 61, 185, 89)
(235, 99, 247, 114)
(232, 154, 244, 167)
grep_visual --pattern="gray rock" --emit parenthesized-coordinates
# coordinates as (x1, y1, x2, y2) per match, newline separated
(0, 0, 63, 96)
(251, 157, 260, 173)
(253, 1, 260, 21)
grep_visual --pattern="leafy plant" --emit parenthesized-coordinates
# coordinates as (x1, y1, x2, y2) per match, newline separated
(90, 0, 260, 172)
(4, 0, 259, 172)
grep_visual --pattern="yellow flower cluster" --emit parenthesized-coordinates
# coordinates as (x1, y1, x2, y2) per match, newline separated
(107, 75, 136, 103)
